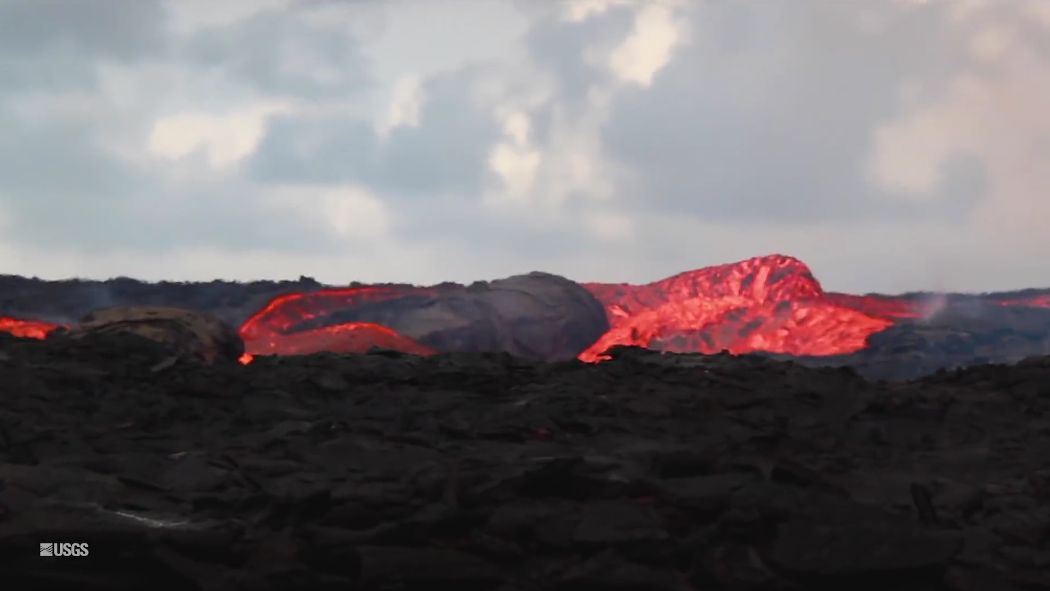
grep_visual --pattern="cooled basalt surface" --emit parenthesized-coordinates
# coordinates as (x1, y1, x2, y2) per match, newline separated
(66, 306, 245, 365)
(0, 335, 1048, 590)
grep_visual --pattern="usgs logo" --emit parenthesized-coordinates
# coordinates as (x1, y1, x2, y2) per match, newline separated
(39, 542, 90, 557)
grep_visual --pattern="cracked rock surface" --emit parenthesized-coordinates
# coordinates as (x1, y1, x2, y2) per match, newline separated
(1, 335, 1048, 590)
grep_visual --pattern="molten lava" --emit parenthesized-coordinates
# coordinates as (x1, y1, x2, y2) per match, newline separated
(243, 322, 435, 358)
(239, 286, 430, 339)
(580, 255, 902, 362)
(238, 286, 435, 360)
(5, 255, 1050, 364)
(0, 316, 62, 340)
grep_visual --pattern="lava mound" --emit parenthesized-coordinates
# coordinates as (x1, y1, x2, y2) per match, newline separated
(241, 272, 609, 362)
(580, 255, 894, 361)
(65, 306, 244, 364)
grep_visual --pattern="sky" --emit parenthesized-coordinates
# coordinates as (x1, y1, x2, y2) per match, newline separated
(0, 0, 1048, 294)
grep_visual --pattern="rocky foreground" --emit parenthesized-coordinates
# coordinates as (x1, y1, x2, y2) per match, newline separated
(1, 334, 1049, 590)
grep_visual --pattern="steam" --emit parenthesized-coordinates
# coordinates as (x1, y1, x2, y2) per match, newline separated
(81, 284, 117, 315)
(916, 292, 949, 322)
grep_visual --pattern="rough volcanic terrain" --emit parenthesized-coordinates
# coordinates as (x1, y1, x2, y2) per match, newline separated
(0, 274, 327, 328)
(3, 254, 1050, 379)
(1, 331, 1049, 590)
(582, 255, 1050, 378)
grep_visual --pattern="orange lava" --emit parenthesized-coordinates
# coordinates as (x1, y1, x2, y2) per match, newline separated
(244, 321, 434, 358)
(580, 255, 900, 362)
(0, 316, 62, 340)
(5, 257, 1049, 364)
(239, 286, 429, 340)
(239, 286, 436, 359)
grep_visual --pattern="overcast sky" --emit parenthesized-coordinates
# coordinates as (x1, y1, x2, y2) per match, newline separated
(1, 0, 1048, 293)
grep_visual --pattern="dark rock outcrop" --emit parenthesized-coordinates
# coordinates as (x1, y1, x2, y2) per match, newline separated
(342, 272, 611, 361)
(63, 306, 244, 364)
(0, 274, 326, 327)
(267, 272, 610, 361)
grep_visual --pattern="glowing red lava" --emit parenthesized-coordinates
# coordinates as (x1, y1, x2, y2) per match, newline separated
(239, 286, 429, 339)
(4, 255, 1049, 364)
(0, 317, 62, 340)
(242, 322, 434, 359)
(238, 286, 435, 362)
(580, 255, 904, 362)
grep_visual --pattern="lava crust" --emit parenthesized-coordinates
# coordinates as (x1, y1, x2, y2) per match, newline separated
(0, 334, 1048, 590)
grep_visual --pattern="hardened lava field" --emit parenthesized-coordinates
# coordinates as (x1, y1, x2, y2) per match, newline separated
(0, 331, 1049, 590)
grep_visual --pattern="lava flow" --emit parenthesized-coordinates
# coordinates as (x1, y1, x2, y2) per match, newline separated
(4, 254, 1050, 364)
(238, 286, 435, 361)
(0, 317, 62, 340)
(240, 322, 434, 361)
(579, 255, 908, 362)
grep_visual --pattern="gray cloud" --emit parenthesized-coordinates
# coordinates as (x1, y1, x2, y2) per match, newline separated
(0, 113, 337, 255)
(386, 193, 592, 261)
(0, 0, 166, 95)
(0, 108, 148, 249)
(0, 1, 372, 257)
(0, 0, 166, 58)
(249, 114, 379, 185)
(0, 0, 1047, 292)
(185, 8, 372, 98)
(524, 6, 632, 101)
(376, 67, 503, 195)
(248, 65, 501, 196)
(600, 1, 980, 223)
(0, 52, 100, 95)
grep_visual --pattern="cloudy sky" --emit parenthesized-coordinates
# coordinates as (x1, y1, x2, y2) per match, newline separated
(1, 0, 1048, 293)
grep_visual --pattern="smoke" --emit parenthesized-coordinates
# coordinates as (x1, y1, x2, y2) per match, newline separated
(80, 283, 117, 316)
(917, 292, 949, 322)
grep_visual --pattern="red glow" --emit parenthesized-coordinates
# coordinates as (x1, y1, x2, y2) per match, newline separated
(4, 257, 1049, 363)
(993, 294, 1050, 309)
(0, 316, 62, 340)
(580, 255, 901, 362)
(823, 293, 923, 320)
(244, 321, 434, 358)
(239, 286, 429, 340)
(238, 286, 436, 359)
